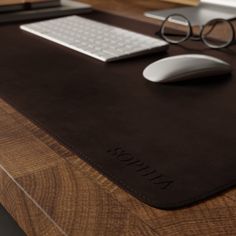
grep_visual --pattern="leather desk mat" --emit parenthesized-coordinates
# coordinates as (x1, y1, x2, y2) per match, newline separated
(0, 11, 236, 209)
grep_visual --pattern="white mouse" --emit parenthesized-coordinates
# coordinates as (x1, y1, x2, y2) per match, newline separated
(143, 54, 232, 83)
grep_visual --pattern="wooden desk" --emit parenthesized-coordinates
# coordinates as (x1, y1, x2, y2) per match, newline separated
(79, 0, 198, 25)
(1, 1, 236, 235)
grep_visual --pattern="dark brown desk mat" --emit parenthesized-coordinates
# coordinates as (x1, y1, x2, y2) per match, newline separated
(0, 11, 236, 209)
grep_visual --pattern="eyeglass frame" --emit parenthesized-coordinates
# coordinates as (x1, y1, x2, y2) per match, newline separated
(155, 14, 236, 49)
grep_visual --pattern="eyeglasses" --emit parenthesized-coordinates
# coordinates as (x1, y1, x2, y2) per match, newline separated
(155, 14, 236, 49)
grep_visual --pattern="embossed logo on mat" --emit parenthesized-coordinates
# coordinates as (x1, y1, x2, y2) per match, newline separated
(107, 147, 174, 190)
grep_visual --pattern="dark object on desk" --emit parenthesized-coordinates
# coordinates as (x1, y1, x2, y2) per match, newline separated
(0, 11, 236, 209)
(0, 204, 26, 236)
(0, 0, 60, 13)
(0, 0, 92, 24)
(0, 3, 23, 13)
(28, 0, 60, 10)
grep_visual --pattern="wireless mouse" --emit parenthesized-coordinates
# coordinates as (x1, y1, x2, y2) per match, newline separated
(143, 54, 232, 83)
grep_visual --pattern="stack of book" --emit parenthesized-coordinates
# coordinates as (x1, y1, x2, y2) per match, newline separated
(0, 0, 91, 23)
(0, 0, 60, 12)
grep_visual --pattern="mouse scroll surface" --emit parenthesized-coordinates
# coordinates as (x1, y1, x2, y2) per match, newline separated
(143, 54, 232, 83)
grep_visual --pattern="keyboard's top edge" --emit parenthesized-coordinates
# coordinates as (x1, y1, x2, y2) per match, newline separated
(20, 15, 167, 43)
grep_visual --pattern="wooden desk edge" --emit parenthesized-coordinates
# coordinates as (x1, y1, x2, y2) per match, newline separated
(1, 1, 236, 235)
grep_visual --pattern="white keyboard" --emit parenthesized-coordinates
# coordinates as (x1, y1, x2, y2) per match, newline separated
(20, 15, 168, 62)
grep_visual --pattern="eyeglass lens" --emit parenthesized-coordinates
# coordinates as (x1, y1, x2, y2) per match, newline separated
(161, 15, 191, 44)
(201, 19, 234, 48)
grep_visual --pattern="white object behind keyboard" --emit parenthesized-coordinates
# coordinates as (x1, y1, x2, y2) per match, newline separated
(20, 15, 168, 62)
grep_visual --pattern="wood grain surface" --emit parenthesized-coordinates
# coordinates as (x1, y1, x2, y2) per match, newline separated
(0, 1, 236, 235)
(0, 0, 24, 5)
(162, 0, 198, 6)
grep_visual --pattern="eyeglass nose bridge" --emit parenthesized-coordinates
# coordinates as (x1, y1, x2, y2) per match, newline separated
(190, 25, 204, 41)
